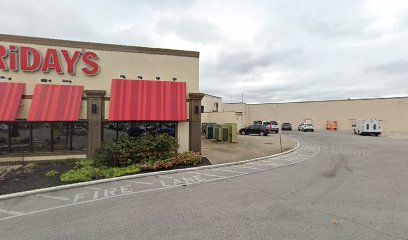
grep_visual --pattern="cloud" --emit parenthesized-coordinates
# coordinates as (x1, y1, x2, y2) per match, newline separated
(156, 17, 220, 44)
(1, 0, 408, 103)
(364, 60, 408, 74)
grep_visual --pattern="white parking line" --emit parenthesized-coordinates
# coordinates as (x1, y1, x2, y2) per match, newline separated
(123, 180, 154, 185)
(85, 187, 102, 190)
(158, 175, 175, 179)
(212, 168, 247, 174)
(0, 208, 24, 215)
(232, 165, 266, 171)
(247, 162, 276, 166)
(194, 172, 227, 178)
(36, 194, 70, 201)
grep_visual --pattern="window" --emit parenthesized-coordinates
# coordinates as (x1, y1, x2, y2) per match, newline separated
(0, 121, 88, 154)
(103, 121, 177, 142)
(0, 123, 9, 153)
(9, 122, 31, 152)
(373, 124, 377, 130)
(32, 122, 52, 152)
(72, 122, 88, 151)
(213, 103, 218, 112)
(52, 122, 71, 151)
(201, 106, 204, 113)
(366, 124, 370, 130)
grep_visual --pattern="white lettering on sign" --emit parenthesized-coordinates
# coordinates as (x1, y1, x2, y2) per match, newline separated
(160, 175, 205, 187)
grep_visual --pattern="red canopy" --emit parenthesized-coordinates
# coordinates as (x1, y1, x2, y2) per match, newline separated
(0, 82, 25, 121)
(28, 84, 84, 121)
(108, 79, 187, 121)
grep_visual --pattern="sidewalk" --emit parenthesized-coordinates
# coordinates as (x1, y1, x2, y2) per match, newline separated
(202, 134, 297, 165)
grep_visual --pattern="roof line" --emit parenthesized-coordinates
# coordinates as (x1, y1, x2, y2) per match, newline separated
(225, 96, 408, 105)
(0, 33, 199, 58)
(202, 93, 222, 99)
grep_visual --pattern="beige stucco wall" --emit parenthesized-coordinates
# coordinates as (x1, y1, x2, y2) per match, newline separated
(201, 95, 223, 113)
(224, 97, 408, 135)
(201, 112, 244, 130)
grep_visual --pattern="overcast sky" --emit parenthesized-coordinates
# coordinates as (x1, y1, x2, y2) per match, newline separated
(1, 0, 408, 103)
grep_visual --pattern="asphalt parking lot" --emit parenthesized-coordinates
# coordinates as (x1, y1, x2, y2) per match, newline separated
(0, 131, 407, 240)
(202, 133, 297, 164)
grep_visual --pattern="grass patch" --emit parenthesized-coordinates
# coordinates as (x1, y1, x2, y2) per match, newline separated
(24, 162, 38, 169)
(45, 170, 59, 177)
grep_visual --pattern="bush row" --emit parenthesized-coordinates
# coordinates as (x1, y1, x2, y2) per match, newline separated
(93, 134, 179, 167)
(139, 152, 202, 171)
(60, 162, 141, 183)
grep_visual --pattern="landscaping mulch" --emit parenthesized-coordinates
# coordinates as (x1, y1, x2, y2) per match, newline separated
(0, 157, 212, 196)
(0, 162, 75, 195)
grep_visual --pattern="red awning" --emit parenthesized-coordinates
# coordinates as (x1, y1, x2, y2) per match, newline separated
(0, 82, 25, 121)
(108, 79, 187, 121)
(28, 84, 84, 121)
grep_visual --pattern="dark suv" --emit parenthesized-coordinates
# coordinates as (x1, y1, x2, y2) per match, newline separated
(282, 122, 292, 131)
(239, 124, 269, 136)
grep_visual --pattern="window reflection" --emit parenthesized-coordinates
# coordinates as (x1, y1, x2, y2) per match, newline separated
(72, 122, 88, 151)
(0, 121, 89, 154)
(103, 121, 177, 141)
(32, 122, 51, 152)
(0, 123, 9, 153)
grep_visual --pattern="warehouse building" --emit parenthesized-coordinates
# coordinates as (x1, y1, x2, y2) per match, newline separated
(202, 96, 408, 136)
(0, 34, 203, 161)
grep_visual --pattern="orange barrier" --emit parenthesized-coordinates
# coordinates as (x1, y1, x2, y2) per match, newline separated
(326, 121, 337, 131)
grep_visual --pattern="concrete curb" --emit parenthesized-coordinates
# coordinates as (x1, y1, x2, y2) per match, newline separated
(0, 138, 300, 201)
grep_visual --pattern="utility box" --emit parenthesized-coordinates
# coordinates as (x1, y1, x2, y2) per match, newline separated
(206, 125, 216, 139)
(214, 127, 223, 141)
(224, 123, 238, 143)
(221, 127, 230, 142)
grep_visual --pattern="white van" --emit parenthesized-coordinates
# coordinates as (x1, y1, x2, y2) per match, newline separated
(354, 119, 382, 136)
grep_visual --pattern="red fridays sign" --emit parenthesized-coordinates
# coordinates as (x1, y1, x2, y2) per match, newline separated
(0, 45, 99, 76)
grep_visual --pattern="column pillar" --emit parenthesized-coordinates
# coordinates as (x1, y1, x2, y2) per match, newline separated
(188, 93, 205, 153)
(84, 90, 106, 158)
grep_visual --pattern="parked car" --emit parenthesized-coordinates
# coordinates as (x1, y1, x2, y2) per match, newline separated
(281, 122, 292, 131)
(127, 126, 145, 137)
(239, 124, 269, 136)
(301, 124, 315, 132)
(264, 121, 279, 133)
(0, 124, 8, 133)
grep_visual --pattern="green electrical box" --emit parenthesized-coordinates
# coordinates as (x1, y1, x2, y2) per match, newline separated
(221, 127, 231, 142)
(224, 123, 238, 143)
(214, 127, 222, 141)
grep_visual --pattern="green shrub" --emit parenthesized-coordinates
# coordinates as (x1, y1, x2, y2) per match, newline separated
(93, 134, 179, 167)
(60, 166, 99, 183)
(60, 165, 141, 183)
(99, 165, 141, 178)
(77, 159, 94, 167)
(24, 162, 38, 169)
(45, 170, 59, 177)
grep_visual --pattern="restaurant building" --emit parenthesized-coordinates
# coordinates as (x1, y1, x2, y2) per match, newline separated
(0, 34, 203, 161)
